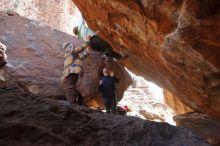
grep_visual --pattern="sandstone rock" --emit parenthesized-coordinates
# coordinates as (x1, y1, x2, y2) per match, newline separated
(79, 54, 132, 107)
(174, 113, 220, 146)
(0, 12, 131, 107)
(0, 87, 209, 146)
(139, 110, 165, 122)
(73, 0, 220, 119)
(0, 11, 79, 98)
(164, 90, 193, 114)
(0, 0, 81, 34)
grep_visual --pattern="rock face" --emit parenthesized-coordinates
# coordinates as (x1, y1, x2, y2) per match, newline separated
(73, 0, 220, 119)
(0, 11, 79, 98)
(174, 113, 220, 146)
(164, 90, 193, 114)
(0, 12, 131, 106)
(0, 87, 209, 146)
(139, 110, 165, 122)
(0, 0, 81, 34)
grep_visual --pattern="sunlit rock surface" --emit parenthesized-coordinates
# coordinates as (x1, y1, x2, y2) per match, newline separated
(0, 0, 81, 34)
(0, 12, 131, 106)
(0, 87, 209, 146)
(164, 90, 193, 114)
(73, 0, 220, 119)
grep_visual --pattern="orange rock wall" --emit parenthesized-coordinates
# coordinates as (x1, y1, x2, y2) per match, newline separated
(73, 0, 220, 119)
(164, 90, 193, 115)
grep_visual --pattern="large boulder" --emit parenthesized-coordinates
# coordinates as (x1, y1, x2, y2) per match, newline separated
(0, 11, 131, 106)
(73, 0, 220, 119)
(79, 53, 132, 107)
(0, 87, 209, 146)
(174, 113, 220, 146)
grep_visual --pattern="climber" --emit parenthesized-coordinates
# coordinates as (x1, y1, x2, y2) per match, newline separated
(73, 16, 127, 61)
(99, 68, 119, 114)
(73, 16, 96, 42)
(61, 42, 89, 105)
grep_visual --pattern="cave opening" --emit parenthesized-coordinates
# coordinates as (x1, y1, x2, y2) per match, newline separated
(0, 0, 219, 145)
(119, 70, 175, 125)
(0, 0, 178, 123)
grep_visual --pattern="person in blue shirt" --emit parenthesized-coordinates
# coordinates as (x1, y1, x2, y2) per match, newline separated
(99, 68, 119, 114)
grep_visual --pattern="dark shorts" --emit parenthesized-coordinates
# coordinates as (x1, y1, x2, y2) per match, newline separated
(103, 98, 116, 114)
(61, 73, 79, 104)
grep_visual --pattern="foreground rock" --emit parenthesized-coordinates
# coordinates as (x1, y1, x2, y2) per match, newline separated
(0, 12, 131, 106)
(174, 113, 220, 146)
(0, 88, 209, 146)
(73, 0, 220, 119)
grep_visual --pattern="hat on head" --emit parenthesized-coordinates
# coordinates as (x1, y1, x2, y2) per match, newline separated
(73, 26, 78, 35)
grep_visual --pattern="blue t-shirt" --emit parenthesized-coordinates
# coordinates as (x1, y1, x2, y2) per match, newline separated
(99, 76, 119, 99)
